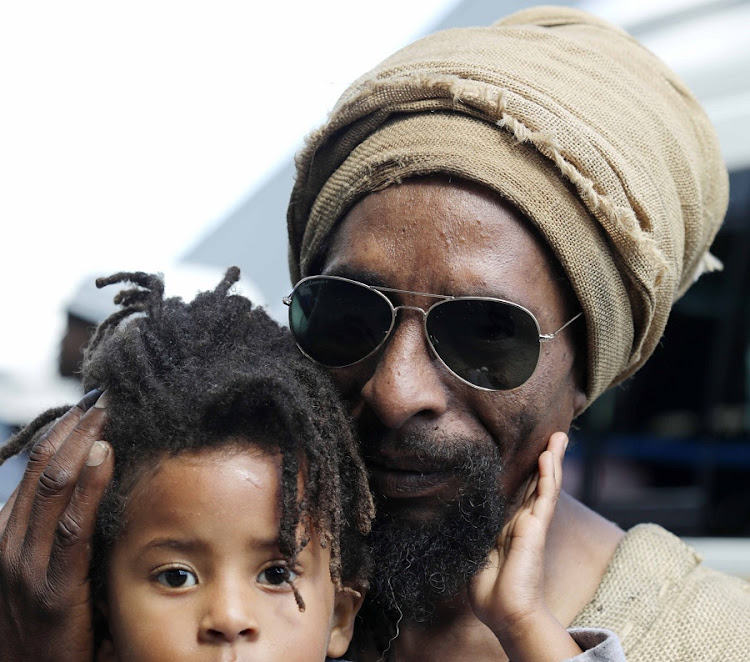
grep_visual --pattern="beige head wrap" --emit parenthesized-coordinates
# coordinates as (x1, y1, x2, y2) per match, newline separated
(287, 6, 728, 406)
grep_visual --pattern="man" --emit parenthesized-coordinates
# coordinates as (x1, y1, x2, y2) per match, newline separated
(1, 6, 748, 661)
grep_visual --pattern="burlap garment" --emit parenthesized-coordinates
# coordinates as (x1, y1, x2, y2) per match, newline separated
(287, 6, 728, 405)
(571, 524, 750, 661)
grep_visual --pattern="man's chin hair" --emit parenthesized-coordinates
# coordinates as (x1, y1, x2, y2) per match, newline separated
(366, 448, 506, 624)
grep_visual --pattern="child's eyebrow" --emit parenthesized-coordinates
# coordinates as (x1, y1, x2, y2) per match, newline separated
(138, 537, 207, 556)
(137, 535, 284, 556)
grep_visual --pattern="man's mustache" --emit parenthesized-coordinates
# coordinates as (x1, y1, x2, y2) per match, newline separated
(359, 423, 505, 484)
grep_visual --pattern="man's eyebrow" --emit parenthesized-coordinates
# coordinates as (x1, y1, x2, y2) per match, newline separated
(321, 266, 390, 289)
(321, 266, 506, 299)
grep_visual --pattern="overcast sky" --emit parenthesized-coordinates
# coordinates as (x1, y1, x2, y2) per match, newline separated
(0, 0, 460, 377)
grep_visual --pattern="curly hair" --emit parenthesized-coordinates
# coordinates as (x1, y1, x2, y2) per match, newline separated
(0, 267, 374, 612)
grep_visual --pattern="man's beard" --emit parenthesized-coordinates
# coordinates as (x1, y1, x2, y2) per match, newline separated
(365, 435, 507, 625)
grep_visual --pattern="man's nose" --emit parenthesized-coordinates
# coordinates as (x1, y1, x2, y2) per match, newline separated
(199, 582, 258, 644)
(361, 309, 449, 429)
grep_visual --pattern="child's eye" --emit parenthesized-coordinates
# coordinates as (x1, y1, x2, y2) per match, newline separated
(155, 567, 198, 589)
(257, 564, 299, 587)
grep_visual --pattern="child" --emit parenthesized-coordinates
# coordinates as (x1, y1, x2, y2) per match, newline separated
(1, 267, 374, 661)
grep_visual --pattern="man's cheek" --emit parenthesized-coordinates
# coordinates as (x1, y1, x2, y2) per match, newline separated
(495, 439, 544, 506)
(328, 363, 374, 411)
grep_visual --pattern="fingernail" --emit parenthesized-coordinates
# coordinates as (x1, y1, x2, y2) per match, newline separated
(94, 391, 109, 409)
(563, 436, 569, 452)
(86, 441, 109, 467)
(79, 389, 103, 410)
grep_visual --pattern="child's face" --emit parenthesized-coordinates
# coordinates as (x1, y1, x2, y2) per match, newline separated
(98, 445, 361, 662)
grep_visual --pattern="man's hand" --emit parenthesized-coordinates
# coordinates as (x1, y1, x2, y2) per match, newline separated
(469, 432, 583, 662)
(0, 390, 114, 662)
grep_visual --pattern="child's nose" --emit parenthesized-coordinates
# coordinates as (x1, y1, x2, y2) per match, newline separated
(199, 585, 258, 644)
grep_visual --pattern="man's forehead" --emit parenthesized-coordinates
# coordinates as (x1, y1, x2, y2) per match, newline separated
(324, 179, 551, 257)
(319, 180, 567, 309)
(328, 178, 539, 241)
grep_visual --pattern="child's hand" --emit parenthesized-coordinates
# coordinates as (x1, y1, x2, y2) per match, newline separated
(469, 431, 583, 661)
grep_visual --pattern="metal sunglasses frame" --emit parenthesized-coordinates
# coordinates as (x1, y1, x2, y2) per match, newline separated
(283, 274, 583, 392)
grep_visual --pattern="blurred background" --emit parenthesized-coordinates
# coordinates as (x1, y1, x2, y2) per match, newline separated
(2, 0, 749, 577)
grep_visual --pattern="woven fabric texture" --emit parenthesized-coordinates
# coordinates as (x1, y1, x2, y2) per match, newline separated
(572, 524, 750, 661)
(287, 6, 728, 405)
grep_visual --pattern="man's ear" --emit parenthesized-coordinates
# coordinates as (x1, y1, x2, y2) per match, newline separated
(572, 385, 587, 418)
(326, 588, 365, 659)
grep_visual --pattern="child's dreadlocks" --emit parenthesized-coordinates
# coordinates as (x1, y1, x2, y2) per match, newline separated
(0, 266, 374, 609)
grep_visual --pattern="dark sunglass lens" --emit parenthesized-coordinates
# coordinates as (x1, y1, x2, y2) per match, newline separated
(426, 299, 540, 390)
(289, 278, 393, 367)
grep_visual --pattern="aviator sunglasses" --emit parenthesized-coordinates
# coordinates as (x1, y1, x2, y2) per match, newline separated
(283, 275, 582, 391)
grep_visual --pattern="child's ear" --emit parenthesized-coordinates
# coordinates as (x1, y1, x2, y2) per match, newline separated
(326, 588, 365, 659)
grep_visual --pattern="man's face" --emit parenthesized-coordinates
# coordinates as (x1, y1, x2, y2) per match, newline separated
(320, 177, 586, 620)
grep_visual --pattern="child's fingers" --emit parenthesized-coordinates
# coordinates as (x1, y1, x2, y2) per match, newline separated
(530, 451, 555, 519)
(502, 431, 569, 556)
(514, 431, 568, 521)
(530, 433, 568, 523)
(549, 431, 567, 493)
(521, 471, 540, 506)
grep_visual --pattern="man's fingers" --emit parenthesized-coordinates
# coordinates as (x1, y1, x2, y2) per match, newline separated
(0, 485, 19, 541)
(0, 393, 107, 662)
(47, 440, 114, 590)
(21, 398, 108, 565)
(3, 391, 102, 544)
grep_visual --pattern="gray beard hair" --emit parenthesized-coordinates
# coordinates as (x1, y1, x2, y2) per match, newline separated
(364, 437, 507, 625)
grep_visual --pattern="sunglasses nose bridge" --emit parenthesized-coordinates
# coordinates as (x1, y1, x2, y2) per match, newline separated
(386, 303, 442, 365)
(382, 303, 430, 351)
(391, 303, 428, 318)
(389, 303, 430, 334)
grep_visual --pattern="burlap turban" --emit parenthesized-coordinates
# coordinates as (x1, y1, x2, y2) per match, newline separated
(287, 6, 728, 406)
